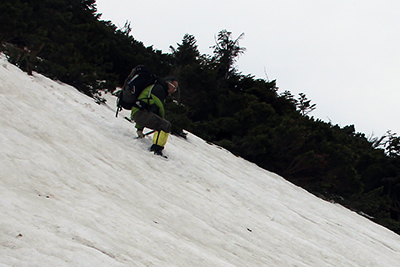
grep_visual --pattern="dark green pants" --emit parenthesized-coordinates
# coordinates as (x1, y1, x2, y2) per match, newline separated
(132, 110, 171, 133)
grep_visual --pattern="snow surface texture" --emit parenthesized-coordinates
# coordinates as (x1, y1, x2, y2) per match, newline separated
(0, 54, 399, 266)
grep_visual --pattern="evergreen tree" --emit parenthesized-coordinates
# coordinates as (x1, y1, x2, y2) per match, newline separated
(171, 34, 200, 66)
(297, 92, 317, 116)
(211, 29, 246, 80)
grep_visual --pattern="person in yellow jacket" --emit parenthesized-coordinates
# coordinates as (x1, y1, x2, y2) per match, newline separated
(131, 77, 178, 157)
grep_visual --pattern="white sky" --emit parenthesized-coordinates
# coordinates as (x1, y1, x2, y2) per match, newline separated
(1, 54, 400, 266)
(95, 0, 400, 137)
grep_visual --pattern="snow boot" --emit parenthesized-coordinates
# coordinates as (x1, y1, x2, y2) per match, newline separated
(150, 144, 167, 158)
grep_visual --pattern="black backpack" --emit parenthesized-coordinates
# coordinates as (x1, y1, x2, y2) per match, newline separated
(115, 65, 156, 117)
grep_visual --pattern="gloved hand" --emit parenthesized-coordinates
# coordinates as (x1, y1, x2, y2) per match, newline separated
(137, 129, 145, 139)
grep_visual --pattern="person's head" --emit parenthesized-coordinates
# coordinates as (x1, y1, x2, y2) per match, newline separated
(164, 77, 178, 95)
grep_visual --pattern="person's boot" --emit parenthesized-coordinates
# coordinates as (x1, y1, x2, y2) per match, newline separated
(150, 144, 166, 158)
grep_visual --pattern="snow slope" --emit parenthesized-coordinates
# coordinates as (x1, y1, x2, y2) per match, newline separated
(1, 54, 399, 266)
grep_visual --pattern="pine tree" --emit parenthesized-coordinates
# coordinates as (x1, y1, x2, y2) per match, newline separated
(211, 29, 246, 80)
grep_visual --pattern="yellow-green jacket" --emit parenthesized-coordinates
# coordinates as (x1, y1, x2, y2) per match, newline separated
(130, 80, 169, 129)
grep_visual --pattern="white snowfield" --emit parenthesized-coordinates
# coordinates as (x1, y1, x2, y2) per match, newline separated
(0, 54, 399, 266)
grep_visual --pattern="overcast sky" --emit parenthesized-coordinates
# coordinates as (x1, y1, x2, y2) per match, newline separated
(95, 0, 399, 137)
